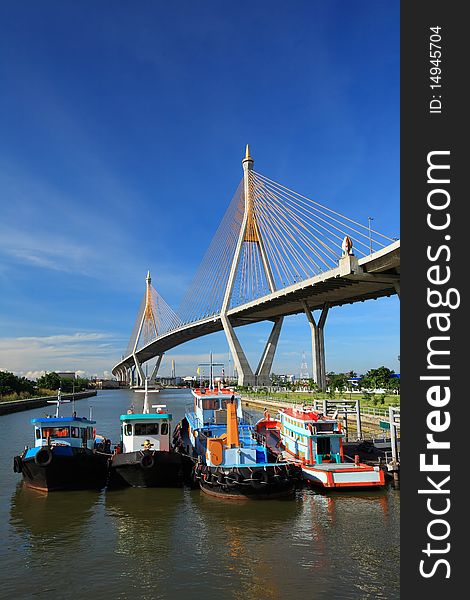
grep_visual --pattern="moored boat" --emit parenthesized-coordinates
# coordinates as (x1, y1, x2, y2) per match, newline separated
(108, 379, 192, 488)
(176, 387, 297, 499)
(256, 406, 385, 489)
(13, 392, 110, 492)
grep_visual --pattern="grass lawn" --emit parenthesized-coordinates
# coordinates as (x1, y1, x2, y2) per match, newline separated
(244, 390, 400, 409)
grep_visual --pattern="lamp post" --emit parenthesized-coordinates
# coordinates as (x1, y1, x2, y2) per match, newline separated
(368, 216, 374, 254)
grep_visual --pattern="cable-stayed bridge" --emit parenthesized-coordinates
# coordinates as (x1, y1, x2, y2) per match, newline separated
(112, 147, 400, 389)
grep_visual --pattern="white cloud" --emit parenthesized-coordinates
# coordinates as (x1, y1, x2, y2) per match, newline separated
(0, 332, 124, 379)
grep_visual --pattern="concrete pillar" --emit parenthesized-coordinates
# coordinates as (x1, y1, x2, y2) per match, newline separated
(133, 353, 145, 387)
(302, 302, 329, 391)
(255, 317, 283, 386)
(394, 282, 400, 299)
(317, 304, 329, 391)
(221, 315, 255, 386)
(149, 354, 163, 384)
(302, 301, 321, 384)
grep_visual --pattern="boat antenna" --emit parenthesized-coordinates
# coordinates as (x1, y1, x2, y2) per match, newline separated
(197, 353, 224, 391)
(210, 351, 214, 390)
(89, 405, 93, 420)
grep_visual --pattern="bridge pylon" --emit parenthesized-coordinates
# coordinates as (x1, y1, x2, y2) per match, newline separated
(220, 145, 283, 387)
(130, 271, 165, 387)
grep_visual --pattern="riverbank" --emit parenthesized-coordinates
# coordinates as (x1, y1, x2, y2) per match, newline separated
(0, 391, 97, 416)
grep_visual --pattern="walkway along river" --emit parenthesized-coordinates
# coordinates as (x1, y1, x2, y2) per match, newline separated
(0, 388, 399, 600)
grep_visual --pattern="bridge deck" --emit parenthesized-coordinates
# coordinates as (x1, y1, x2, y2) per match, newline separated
(113, 241, 399, 374)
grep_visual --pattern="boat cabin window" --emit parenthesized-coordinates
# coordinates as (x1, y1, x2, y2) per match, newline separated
(71, 427, 81, 438)
(124, 424, 132, 436)
(316, 423, 335, 432)
(41, 426, 70, 439)
(35, 428, 41, 440)
(161, 423, 169, 435)
(202, 399, 218, 410)
(220, 399, 237, 409)
(134, 423, 160, 436)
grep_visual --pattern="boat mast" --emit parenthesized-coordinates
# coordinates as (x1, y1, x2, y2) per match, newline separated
(46, 388, 70, 418)
(134, 377, 159, 413)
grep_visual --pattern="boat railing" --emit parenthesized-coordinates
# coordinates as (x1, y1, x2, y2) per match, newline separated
(251, 430, 267, 446)
(241, 409, 256, 425)
(385, 449, 400, 463)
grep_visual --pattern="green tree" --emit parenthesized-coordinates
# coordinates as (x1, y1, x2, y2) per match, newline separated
(0, 371, 36, 396)
(327, 372, 348, 396)
(37, 372, 61, 391)
(360, 366, 395, 391)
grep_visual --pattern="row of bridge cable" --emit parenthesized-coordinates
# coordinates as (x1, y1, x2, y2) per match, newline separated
(128, 171, 396, 354)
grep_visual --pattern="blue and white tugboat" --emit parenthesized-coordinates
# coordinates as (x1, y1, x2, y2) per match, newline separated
(175, 386, 297, 499)
(13, 391, 110, 492)
(108, 379, 192, 488)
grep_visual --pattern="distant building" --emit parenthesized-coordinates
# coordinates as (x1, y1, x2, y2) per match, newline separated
(92, 379, 119, 389)
(55, 371, 76, 380)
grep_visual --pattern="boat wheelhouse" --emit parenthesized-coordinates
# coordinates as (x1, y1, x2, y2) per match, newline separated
(276, 406, 384, 489)
(13, 393, 109, 492)
(184, 387, 244, 456)
(109, 380, 192, 488)
(280, 407, 343, 464)
(120, 412, 171, 453)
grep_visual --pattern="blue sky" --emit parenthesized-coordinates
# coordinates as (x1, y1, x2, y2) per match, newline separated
(0, 1, 399, 379)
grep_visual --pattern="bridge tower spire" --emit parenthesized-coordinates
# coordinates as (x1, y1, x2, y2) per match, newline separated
(130, 271, 165, 387)
(220, 146, 283, 387)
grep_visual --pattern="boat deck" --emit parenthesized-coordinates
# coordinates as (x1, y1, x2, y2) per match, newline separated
(305, 463, 372, 472)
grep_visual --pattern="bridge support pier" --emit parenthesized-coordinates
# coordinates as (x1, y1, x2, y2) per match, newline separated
(255, 317, 283, 386)
(149, 355, 163, 384)
(221, 315, 283, 387)
(302, 301, 329, 391)
(133, 353, 146, 387)
(221, 315, 256, 387)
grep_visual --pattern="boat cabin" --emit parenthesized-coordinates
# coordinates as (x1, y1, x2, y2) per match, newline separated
(205, 400, 268, 467)
(120, 413, 172, 453)
(279, 407, 344, 465)
(31, 417, 96, 451)
(191, 387, 242, 428)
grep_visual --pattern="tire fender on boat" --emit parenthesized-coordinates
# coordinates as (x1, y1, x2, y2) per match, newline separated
(34, 447, 53, 467)
(140, 453, 155, 469)
(13, 455, 23, 473)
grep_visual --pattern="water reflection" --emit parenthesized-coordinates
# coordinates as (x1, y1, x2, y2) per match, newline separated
(294, 486, 399, 599)
(10, 483, 99, 540)
(181, 491, 302, 600)
(105, 487, 184, 600)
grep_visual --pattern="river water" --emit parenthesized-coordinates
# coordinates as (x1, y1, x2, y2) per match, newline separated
(0, 389, 399, 599)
